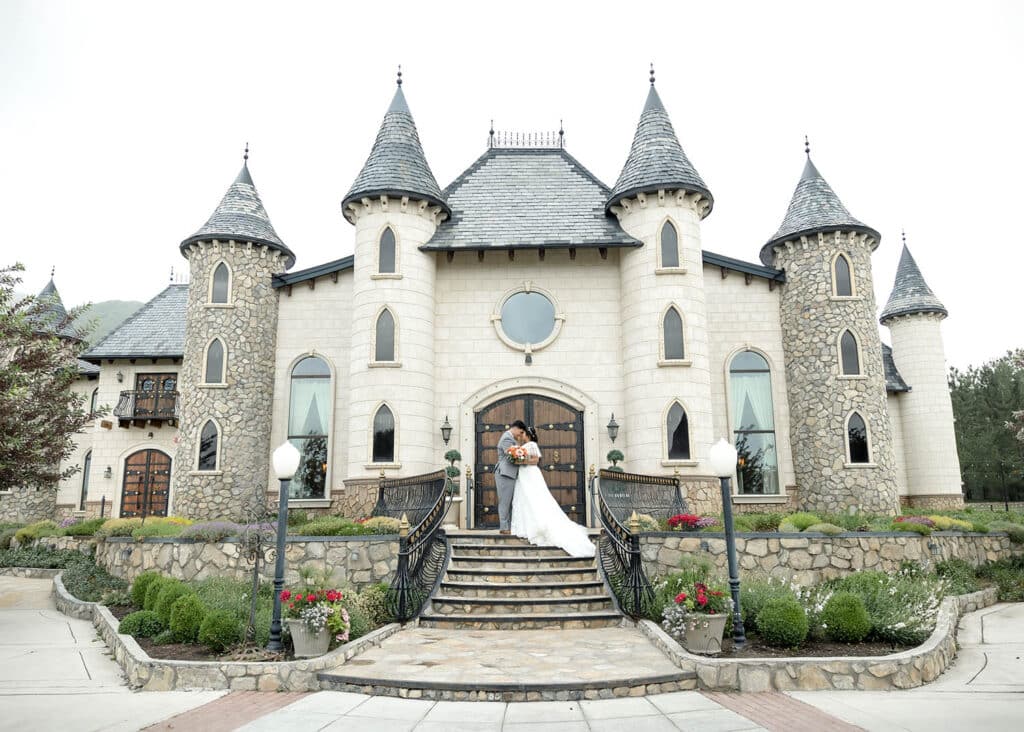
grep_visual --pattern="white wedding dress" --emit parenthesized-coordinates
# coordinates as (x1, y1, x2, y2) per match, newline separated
(510, 441, 595, 558)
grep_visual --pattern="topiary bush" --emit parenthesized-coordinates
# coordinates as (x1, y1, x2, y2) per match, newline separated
(119, 610, 166, 638)
(130, 571, 163, 608)
(803, 522, 845, 536)
(739, 576, 796, 633)
(820, 592, 872, 643)
(62, 518, 108, 537)
(154, 581, 192, 625)
(756, 597, 808, 648)
(144, 576, 174, 611)
(785, 513, 822, 531)
(198, 609, 240, 652)
(169, 593, 207, 643)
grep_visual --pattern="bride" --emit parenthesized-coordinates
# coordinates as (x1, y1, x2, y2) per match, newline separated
(510, 427, 595, 558)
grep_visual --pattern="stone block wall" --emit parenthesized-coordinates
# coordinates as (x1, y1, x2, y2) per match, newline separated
(901, 494, 966, 510)
(0, 484, 58, 523)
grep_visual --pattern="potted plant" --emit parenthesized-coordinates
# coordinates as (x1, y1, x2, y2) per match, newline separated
(443, 450, 464, 528)
(606, 449, 625, 472)
(660, 577, 732, 654)
(279, 588, 351, 658)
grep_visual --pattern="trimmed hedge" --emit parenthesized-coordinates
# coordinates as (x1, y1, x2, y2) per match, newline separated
(756, 597, 808, 648)
(119, 610, 165, 638)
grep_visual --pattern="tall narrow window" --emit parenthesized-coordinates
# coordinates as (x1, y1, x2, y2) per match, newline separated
(375, 309, 395, 362)
(211, 262, 230, 303)
(89, 387, 99, 415)
(288, 356, 331, 499)
(204, 338, 225, 383)
(666, 402, 690, 460)
(729, 350, 779, 494)
(848, 412, 870, 463)
(379, 227, 396, 274)
(663, 307, 684, 360)
(833, 254, 852, 296)
(197, 420, 219, 471)
(79, 450, 92, 510)
(373, 405, 395, 463)
(660, 221, 679, 268)
(840, 330, 860, 375)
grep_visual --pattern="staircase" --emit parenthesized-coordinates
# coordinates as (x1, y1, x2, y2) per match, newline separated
(418, 531, 622, 630)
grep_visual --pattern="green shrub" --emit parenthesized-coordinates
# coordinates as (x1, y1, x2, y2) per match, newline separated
(756, 597, 808, 647)
(777, 521, 800, 533)
(169, 593, 207, 643)
(198, 610, 240, 652)
(144, 576, 174, 611)
(988, 522, 1024, 544)
(0, 529, 17, 550)
(739, 576, 795, 633)
(94, 518, 143, 538)
(732, 514, 756, 532)
(60, 559, 128, 602)
(803, 522, 844, 536)
(976, 556, 1024, 602)
(751, 513, 783, 532)
(820, 592, 872, 643)
(0, 546, 87, 569)
(346, 599, 370, 641)
(151, 629, 176, 645)
(935, 558, 981, 595)
(822, 513, 872, 532)
(130, 571, 163, 608)
(154, 581, 192, 624)
(361, 516, 401, 535)
(785, 513, 822, 531)
(100, 588, 133, 607)
(119, 610, 165, 638)
(14, 520, 59, 544)
(286, 510, 309, 527)
(890, 520, 931, 536)
(62, 518, 108, 537)
(358, 583, 393, 628)
(648, 556, 717, 622)
(293, 517, 372, 537)
(132, 522, 187, 541)
(191, 576, 274, 646)
(829, 569, 946, 645)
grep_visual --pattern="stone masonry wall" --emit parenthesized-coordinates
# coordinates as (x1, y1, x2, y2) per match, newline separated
(173, 242, 286, 519)
(773, 232, 899, 514)
(0, 484, 58, 523)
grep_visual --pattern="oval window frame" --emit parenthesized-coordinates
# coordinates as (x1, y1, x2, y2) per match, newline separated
(491, 284, 565, 354)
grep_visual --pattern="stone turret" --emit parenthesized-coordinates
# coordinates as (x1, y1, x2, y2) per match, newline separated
(881, 241, 963, 509)
(607, 70, 714, 476)
(763, 147, 899, 514)
(173, 153, 293, 519)
(342, 74, 448, 479)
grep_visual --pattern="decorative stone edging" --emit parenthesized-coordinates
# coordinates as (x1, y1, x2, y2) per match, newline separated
(637, 586, 999, 691)
(0, 567, 61, 579)
(47, 570, 404, 691)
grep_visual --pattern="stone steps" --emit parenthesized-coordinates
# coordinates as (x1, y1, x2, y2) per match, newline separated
(447, 542, 570, 558)
(444, 567, 601, 584)
(418, 610, 624, 630)
(431, 594, 615, 615)
(448, 554, 597, 570)
(439, 580, 606, 598)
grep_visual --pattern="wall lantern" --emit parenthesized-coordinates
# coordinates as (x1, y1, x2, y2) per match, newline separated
(103, 466, 112, 479)
(606, 413, 619, 443)
(440, 415, 453, 445)
(115, 371, 124, 383)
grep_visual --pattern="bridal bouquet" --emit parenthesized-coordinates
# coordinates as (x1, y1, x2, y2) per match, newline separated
(506, 445, 529, 465)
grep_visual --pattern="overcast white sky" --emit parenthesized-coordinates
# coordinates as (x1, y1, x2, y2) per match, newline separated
(2, 1, 1021, 369)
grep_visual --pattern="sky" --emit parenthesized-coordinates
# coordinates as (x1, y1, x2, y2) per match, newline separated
(2, 0, 1021, 369)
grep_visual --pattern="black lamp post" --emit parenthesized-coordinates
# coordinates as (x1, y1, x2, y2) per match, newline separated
(267, 441, 301, 652)
(709, 438, 746, 648)
(606, 413, 619, 443)
(440, 415, 453, 446)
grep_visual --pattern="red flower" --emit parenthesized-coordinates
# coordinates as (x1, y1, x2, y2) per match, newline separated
(293, 593, 303, 602)
(280, 590, 291, 601)
(674, 592, 688, 603)
(710, 590, 723, 597)
(697, 595, 708, 607)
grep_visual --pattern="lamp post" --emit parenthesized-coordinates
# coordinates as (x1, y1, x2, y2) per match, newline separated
(709, 438, 746, 648)
(267, 441, 301, 652)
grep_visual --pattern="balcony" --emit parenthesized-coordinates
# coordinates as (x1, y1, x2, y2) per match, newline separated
(113, 390, 180, 428)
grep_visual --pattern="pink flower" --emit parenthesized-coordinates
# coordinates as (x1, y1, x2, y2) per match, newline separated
(280, 590, 291, 601)
(675, 592, 688, 603)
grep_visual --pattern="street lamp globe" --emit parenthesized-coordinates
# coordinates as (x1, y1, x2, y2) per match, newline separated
(272, 441, 301, 480)
(709, 438, 738, 478)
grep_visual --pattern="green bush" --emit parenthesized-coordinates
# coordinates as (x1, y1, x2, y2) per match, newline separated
(131, 522, 187, 541)
(751, 513, 783, 532)
(935, 558, 981, 595)
(648, 556, 717, 622)
(778, 521, 800, 533)
(119, 610, 166, 638)
(130, 571, 163, 608)
(358, 583, 393, 628)
(820, 592, 872, 643)
(62, 518, 108, 537)
(14, 520, 59, 545)
(361, 516, 401, 535)
(0, 546, 86, 569)
(169, 593, 207, 643)
(198, 610, 240, 652)
(192, 576, 274, 647)
(94, 518, 143, 538)
(739, 576, 796, 633)
(346, 599, 370, 641)
(1, 529, 20, 550)
(732, 514, 756, 532)
(976, 556, 1024, 602)
(988, 522, 1024, 544)
(890, 520, 931, 536)
(286, 510, 309, 527)
(828, 569, 946, 645)
(756, 597, 808, 648)
(803, 522, 845, 536)
(293, 517, 372, 537)
(151, 629, 176, 645)
(785, 513, 822, 531)
(60, 559, 128, 602)
(154, 581, 192, 625)
(144, 576, 174, 611)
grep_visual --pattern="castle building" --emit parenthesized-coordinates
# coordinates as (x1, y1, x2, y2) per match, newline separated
(0, 72, 965, 524)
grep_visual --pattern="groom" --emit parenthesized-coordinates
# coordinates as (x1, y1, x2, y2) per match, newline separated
(494, 420, 528, 534)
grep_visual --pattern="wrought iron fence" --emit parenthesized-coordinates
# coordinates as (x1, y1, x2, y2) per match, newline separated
(112, 390, 180, 422)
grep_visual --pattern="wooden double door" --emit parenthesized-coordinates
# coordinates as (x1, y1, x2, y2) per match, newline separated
(120, 449, 171, 518)
(473, 394, 585, 528)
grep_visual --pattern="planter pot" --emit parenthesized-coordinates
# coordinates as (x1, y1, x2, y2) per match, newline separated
(443, 495, 464, 530)
(681, 613, 728, 654)
(286, 619, 331, 658)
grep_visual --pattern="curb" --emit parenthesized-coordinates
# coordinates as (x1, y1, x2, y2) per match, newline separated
(0, 567, 61, 579)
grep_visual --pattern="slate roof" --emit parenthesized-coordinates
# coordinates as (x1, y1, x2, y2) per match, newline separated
(422, 148, 640, 251)
(882, 344, 911, 393)
(880, 244, 947, 323)
(606, 83, 712, 215)
(342, 85, 449, 219)
(76, 359, 99, 376)
(33, 278, 80, 339)
(760, 156, 879, 266)
(82, 285, 188, 361)
(181, 163, 295, 268)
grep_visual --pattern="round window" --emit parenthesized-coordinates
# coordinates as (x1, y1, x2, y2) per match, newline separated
(500, 292, 556, 345)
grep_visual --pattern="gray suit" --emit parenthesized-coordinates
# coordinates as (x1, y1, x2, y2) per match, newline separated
(494, 430, 519, 530)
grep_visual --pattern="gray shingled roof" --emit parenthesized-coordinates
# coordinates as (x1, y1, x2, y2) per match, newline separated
(33, 278, 80, 339)
(181, 163, 295, 268)
(880, 244, 947, 323)
(606, 84, 712, 215)
(342, 85, 449, 219)
(76, 359, 99, 376)
(882, 344, 911, 393)
(760, 157, 879, 265)
(422, 148, 640, 251)
(82, 285, 188, 361)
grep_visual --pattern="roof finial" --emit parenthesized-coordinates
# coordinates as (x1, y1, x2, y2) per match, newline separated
(902, 229, 907, 246)
(396, 64, 402, 87)
(559, 119, 564, 147)
(50, 265, 55, 278)
(169, 266, 174, 283)
(804, 135, 810, 157)
(244, 142, 249, 162)
(649, 63, 655, 85)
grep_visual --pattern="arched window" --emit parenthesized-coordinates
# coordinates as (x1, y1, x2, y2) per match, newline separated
(197, 420, 219, 471)
(378, 227, 396, 274)
(663, 307, 684, 360)
(840, 330, 860, 375)
(375, 309, 395, 362)
(204, 338, 225, 384)
(288, 356, 331, 499)
(729, 350, 779, 494)
(210, 262, 230, 303)
(373, 404, 396, 463)
(89, 387, 99, 415)
(666, 402, 690, 460)
(847, 412, 870, 464)
(833, 254, 853, 297)
(660, 220, 679, 268)
(79, 450, 92, 511)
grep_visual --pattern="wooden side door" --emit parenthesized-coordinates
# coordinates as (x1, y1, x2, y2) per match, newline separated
(120, 449, 171, 518)
(134, 373, 176, 420)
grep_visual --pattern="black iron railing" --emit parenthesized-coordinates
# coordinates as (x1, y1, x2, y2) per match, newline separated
(375, 469, 451, 622)
(113, 390, 180, 423)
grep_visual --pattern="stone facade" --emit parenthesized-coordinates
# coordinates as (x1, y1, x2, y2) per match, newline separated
(173, 242, 286, 519)
(0, 483, 58, 523)
(901, 494, 967, 510)
(771, 232, 899, 514)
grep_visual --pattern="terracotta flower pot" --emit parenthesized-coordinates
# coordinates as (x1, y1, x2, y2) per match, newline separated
(682, 613, 728, 654)
(286, 619, 330, 658)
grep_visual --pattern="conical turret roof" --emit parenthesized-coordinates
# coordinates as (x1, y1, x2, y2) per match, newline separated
(606, 81, 712, 215)
(342, 82, 449, 221)
(880, 243, 947, 323)
(34, 277, 78, 339)
(760, 154, 879, 265)
(181, 160, 295, 268)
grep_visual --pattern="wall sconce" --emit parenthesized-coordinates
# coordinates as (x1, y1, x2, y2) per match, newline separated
(115, 371, 124, 383)
(699, 539, 710, 552)
(928, 542, 941, 556)
(440, 415, 453, 445)
(103, 466, 112, 479)
(606, 413, 619, 443)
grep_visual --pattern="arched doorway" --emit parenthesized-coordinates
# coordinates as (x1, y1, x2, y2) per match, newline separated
(120, 449, 171, 518)
(474, 394, 585, 528)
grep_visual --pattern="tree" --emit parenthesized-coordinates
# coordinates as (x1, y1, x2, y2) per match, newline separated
(0, 264, 99, 490)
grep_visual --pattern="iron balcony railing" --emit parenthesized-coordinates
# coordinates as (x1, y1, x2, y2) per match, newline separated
(113, 390, 181, 423)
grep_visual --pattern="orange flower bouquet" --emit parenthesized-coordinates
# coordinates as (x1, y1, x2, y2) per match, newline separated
(506, 445, 529, 465)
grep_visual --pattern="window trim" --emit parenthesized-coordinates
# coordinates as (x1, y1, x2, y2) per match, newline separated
(370, 306, 399, 365)
(830, 252, 856, 298)
(655, 217, 686, 274)
(207, 259, 233, 306)
(663, 399, 692, 462)
(195, 418, 221, 472)
(370, 402, 398, 465)
(286, 353, 334, 500)
(201, 337, 227, 385)
(838, 329, 863, 377)
(491, 283, 566, 354)
(844, 410, 875, 467)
